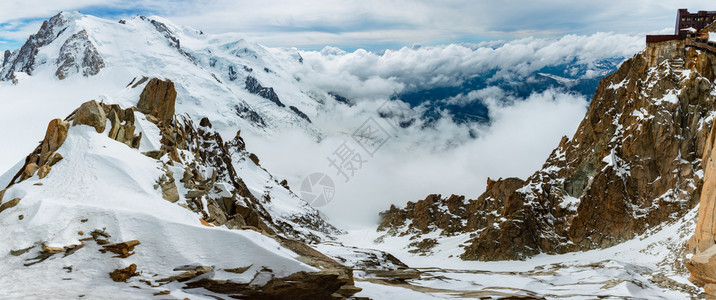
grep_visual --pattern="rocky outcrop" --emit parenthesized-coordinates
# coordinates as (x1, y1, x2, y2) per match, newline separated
(7, 99, 142, 187)
(100, 240, 141, 258)
(72, 100, 106, 133)
(186, 270, 352, 299)
(290, 106, 312, 123)
(0, 13, 69, 81)
(228, 65, 238, 81)
(137, 78, 176, 124)
(103, 104, 141, 148)
(109, 264, 139, 282)
(380, 40, 716, 261)
(687, 106, 716, 296)
(234, 104, 267, 127)
(139, 16, 196, 63)
(245, 76, 285, 107)
(39, 119, 69, 166)
(2, 50, 10, 68)
(55, 30, 105, 80)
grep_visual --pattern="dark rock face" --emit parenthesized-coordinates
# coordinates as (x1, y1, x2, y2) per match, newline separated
(2, 50, 10, 68)
(55, 30, 105, 80)
(329, 92, 354, 106)
(1, 13, 69, 81)
(142, 16, 196, 63)
(137, 78, 177, 124)
(245, 76, 285, 107)
(228, 65, 237, 81)
(289, 106, 312, 123)
(380, 41, 716, 261)
(234, 104, 266, 127)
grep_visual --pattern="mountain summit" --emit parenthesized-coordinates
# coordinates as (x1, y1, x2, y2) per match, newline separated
(0, 12, 321, 139)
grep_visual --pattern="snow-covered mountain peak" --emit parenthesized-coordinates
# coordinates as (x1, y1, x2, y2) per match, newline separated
(0, 12, 324, 140)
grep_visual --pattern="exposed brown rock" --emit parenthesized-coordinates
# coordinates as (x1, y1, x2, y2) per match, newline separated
(137, 78, 176, 124)
(690, 120, 716, 254)
(156, 168, 179, 203)
(379, 177, 525, 238)
(687, 246, 716, 289)
(110, 264, 139, 282)
(48, 153, 63, 166)
(185, 271, 351, 300)
(687, 112, 716, 296)
(100, 240, 140, 258)
(199, 219, 214, 227)
(248, 153, 260, 165)
(72, 100, 106, 133)
(381, 40, 716, 261)
(39, 119, 69, 165)
(37, 165, 51, 179)
(41, 245, 66, 254)
(276, 237, 361, 298)
(21, 163, 39, 180)
(142, 150, 165, 160)
(157, 266, 213, 283)
(0, 198, 21, 214)
(102, 103, 138, 147)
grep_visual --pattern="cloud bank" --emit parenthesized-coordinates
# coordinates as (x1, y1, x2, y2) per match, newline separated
(244, 88, 589, 228)
(293, 32, 643, 101)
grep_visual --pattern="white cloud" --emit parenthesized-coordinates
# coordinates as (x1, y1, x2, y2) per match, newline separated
(244, 89, 588, 228)
(292, 32, 643, 101)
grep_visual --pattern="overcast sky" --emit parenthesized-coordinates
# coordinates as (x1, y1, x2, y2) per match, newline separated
(0, 1, 710, 52)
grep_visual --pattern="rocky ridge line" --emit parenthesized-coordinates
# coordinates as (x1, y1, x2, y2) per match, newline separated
(0, 77, 361, 298)
(379, 33, 716, 261)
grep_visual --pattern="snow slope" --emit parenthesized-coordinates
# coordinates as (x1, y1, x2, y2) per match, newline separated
(0, 124, 318, 299)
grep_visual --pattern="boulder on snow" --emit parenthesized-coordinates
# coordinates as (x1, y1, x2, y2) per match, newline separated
(110, 264, 139, 282)
(157, 266, 213, 283)
(0, 198, 21, 214)
(39, 119, 69, 165)
(72, 100, 106, 133)
(100, 240, 141, 258)
(137, 78, 176, 124)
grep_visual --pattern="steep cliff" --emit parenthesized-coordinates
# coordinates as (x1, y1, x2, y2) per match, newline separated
(687, 110, 716, 296)
(379, 39, 716, 261)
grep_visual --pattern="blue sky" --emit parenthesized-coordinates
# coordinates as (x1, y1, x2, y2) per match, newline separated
(0, 0, 711, 52)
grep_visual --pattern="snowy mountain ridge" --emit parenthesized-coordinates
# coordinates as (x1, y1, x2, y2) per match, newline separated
(4, 11, 706, 299)
(0, 76, 369, 299)
(0, 11, 323, 141)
